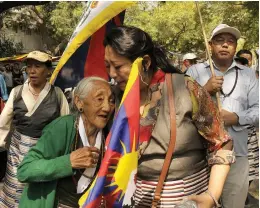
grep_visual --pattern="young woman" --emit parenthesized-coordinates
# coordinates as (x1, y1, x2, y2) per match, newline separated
(104, 26, 235, 208)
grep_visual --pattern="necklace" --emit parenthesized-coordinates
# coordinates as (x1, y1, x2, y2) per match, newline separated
(220, 67, 238, 98)
(29, 87, 39, 96)
(28, 83, 43, 97)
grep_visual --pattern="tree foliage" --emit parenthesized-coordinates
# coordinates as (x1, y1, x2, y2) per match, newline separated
(0, 1, 258, 56)
(0, 35, 23, 57)
(2, 6, 44, 32)
(37, 2, 84, 41)
(1, 2, 84, 55)
(125, 1, 259, 54)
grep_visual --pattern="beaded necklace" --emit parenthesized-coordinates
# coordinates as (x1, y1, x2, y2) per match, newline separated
(220, 67, 238, 98)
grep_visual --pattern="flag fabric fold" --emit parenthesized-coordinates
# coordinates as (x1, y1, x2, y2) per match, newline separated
(49, 1, 134, 90)
(79, 58, 142, 208)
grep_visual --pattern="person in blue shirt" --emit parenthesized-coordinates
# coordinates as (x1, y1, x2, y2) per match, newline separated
(0, 73, 8, 102)
(0, 73, 8, 182)
(186, 24, 259, 208)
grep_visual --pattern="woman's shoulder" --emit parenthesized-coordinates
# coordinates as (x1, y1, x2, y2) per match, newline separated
(11, 84, 24, 97)
(184, 74, 195, 82)
(183, 74, 200, 88)
(13, 84, 24, 91)
(53, 85, 63, 92)
(44, 114, 75, 131)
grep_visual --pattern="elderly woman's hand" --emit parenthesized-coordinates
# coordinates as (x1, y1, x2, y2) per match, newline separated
(187, 192, 215, 208)
(70, 147, 100, 169)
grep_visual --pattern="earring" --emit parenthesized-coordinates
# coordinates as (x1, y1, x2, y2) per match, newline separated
(138, 69, 149, 86)
(142, 60, 148, 72)
(79, 108, 83, 113)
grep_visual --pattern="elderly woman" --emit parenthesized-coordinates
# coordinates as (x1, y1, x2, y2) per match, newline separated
(0, 51, 69, 208)
(104, 26, 235, 208)
(17, 77, 115, 208)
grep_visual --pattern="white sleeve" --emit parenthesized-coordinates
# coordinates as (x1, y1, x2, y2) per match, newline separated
(58, 89, 70, 116)
(0, 89, 15, 149)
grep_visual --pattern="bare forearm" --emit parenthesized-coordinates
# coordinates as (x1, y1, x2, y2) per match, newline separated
(208, 164, 230, 201)
(203, 84, 214, 95)
(221, 110, 239, 126)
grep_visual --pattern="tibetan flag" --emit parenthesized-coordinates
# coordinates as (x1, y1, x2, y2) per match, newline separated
(79, 58, 142, 208)
(49, 1, 134, 90)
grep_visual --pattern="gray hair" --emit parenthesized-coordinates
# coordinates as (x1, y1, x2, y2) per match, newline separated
(71, 76, 109, 115)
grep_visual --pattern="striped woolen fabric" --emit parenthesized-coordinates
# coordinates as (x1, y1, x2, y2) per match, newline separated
(133, 167, 209, 208)
(0, 131, 39, 208)
(247, 125, 259, 181)
(57, 203, 75, 208)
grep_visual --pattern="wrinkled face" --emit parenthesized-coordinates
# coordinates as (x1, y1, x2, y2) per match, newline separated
(80, 81, 115, 130)
(239, 53, 252, 67)
(26, 59, 49, 86)
(210, 33, 237, 62)
(105, 46, 133, 91)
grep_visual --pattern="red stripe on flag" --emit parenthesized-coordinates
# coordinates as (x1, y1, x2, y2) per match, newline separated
(84, 25, 108, 80)
(83, 195, 102, 208)
(114, 15, 121, 25)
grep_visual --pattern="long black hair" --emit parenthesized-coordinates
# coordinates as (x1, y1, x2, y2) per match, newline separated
(103, 26, 180, 74)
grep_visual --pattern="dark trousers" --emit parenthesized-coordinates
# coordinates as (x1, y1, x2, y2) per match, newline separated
(0, 150, 7, 181)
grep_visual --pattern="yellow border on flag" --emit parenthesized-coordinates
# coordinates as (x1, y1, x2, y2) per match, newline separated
(0, 54, 28, 62)
(49, 1, 135, 84)
(120, 57, 142, 106)
(78, 58, 142, 208)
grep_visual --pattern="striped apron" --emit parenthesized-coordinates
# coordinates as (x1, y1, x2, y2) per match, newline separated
(247, 125, 259, 181)
(0, 130, 39, 208)
(133, 167, 209, 208)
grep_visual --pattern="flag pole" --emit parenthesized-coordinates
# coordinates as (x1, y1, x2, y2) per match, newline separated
(195, 1, 222, 111)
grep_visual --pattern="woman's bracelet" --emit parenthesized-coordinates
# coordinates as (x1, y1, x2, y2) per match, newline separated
(205, 190, 221, 208)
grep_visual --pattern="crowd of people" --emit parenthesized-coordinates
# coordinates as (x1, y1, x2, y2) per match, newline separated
(0, 23, 258, 208)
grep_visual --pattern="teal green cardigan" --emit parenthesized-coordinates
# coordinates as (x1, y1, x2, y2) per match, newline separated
(17, 115, 76, 208)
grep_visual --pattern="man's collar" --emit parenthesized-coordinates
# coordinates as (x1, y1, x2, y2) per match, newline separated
(205, 59, 243, 72)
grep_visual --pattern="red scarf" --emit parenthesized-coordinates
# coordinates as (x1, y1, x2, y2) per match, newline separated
(139, 69, 165, 144)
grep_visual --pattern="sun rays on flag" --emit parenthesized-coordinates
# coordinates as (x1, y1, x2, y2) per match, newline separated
(106, 133, 138, 202)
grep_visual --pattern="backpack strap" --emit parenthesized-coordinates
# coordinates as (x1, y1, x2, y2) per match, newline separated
(152, 73, 177, 208)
